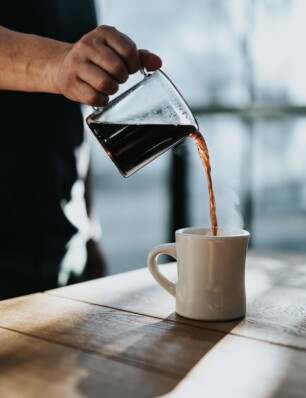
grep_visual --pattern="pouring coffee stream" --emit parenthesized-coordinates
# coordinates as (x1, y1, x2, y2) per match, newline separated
(86, 69, 218, 236)
(190, 131, 218, 236)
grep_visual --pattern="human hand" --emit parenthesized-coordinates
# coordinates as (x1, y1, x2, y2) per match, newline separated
(52, 25, 162, 106)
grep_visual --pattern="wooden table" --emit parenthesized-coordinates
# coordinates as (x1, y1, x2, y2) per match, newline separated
(1, 250, 306, 398)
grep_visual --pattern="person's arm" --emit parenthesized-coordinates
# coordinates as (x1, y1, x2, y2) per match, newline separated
(0, 25, 162, 106)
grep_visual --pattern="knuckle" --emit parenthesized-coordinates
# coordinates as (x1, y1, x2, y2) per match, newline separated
(65, 73, 78, 89)
(112, 62, 124, 76)
(97, 25, 116, 35)
(66, 55, 80, 71)
(77, 38, 93, 54)
(111, 62, 128, 82)
(122, 42, 137, 58)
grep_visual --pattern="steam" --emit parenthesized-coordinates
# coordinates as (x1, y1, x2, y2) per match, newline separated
(216, 186, 244, 229)
(185, 135, 245, 230)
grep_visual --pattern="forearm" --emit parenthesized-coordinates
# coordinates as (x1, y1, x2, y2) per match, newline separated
(0, 24, 162, 106)
(0, 25, 70, 93)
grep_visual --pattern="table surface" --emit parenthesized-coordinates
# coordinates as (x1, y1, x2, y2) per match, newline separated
(1, 250, 306, 398)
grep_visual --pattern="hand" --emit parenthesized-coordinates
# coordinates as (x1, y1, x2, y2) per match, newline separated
(52, 25, 162, 106)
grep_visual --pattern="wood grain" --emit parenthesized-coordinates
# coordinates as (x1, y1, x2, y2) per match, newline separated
(1, 250, 306, 398)
(159, 333, 306, 398)
(0, 328, 177, 398)
(1, 298, 306, 398)
(47, 251, 306, 349)
(0, 293, 228, 378)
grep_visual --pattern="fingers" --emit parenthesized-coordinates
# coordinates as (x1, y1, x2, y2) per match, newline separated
(56, 25, 162, 106)
(73, 78, 110, 107)
(97, 26, 141, 74)
(80, 26, 162, 82)
(78, 62, 119, 95)
(80, 26, 140, 81)
(88, 44, 129, 84)
(139, 49, 162, 71)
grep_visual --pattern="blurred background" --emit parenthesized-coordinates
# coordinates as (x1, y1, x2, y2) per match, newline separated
(84, 0, 306, 275)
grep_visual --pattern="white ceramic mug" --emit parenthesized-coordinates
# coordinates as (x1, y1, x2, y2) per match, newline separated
(147, 228, 250, 321)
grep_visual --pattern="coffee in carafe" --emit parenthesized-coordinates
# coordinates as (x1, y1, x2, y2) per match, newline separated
(87, 70, 198, 176)
(87, 121, 197, 177)
(86, 69, 218, 235)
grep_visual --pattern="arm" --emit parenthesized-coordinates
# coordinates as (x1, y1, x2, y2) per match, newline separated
(0, 25, 69, 94)
(0, 25, 162, 106)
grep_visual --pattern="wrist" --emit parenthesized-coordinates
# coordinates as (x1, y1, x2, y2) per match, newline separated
(43, 40, 72, 95)
(0, 26, 72, 94)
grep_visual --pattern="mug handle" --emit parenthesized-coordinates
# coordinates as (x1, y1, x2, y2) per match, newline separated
(147, 243, 177, 297)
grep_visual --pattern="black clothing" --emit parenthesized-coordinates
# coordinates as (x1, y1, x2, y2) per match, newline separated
(0, 0, 97, 299)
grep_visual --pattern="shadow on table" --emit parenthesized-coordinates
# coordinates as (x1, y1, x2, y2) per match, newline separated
(0, 294, 242, 398)
(2, 253, 306, 398)
(76, 314, 243, 398)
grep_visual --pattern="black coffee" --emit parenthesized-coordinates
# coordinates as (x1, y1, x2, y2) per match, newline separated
(190, 131, 218, 236)
(87, 121, 196, 177)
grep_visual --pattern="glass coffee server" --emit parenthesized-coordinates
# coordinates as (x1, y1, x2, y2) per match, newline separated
(88, 0, 306, 274)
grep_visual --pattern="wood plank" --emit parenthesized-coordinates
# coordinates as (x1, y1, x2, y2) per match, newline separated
(48, 250, 306, 308)
(48, 263, 177, 319)
(47, 251, 306, 349)
(158, 333, 306, 398)
(48, 262, 177, 315)
(246, 250, 306, 289)
(0, 293, 229, 378)
(1, 319, 306, 398)
(216, 285, 306, 349)
(0, 328, 178, 398)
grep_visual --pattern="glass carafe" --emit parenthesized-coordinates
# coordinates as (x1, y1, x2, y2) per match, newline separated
(86, 69, 198, 177)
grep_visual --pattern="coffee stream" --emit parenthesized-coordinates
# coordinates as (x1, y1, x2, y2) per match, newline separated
(190, 131, 218, 236)
(88, 120, 218, 236)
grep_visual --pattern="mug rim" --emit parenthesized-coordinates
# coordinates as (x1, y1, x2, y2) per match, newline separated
(176, 227, 250, 238)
